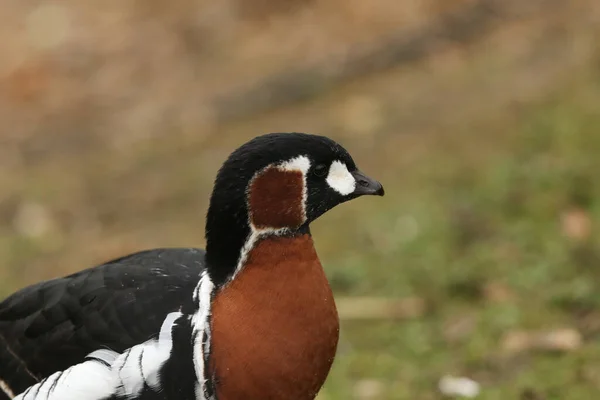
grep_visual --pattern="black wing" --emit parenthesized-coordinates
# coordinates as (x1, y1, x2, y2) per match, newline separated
(0, 248, 205, 398)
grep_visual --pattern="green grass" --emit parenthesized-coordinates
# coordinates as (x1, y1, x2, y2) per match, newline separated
(314, 82, 600, 398)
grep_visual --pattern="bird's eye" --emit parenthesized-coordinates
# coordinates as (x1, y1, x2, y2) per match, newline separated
(313, 164, 327, 177)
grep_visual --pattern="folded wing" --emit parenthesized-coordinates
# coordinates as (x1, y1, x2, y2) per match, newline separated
(0, 248, 205, 398)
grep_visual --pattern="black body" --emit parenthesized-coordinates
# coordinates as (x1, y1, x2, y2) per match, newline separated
(0, 248, 204, 398)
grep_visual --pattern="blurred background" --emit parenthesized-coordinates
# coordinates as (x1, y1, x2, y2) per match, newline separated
(1, 0, 600, 398)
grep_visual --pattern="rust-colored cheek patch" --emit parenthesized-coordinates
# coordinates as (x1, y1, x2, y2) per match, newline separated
(249, 167, 305, 229)
(210, 235, 340, 400)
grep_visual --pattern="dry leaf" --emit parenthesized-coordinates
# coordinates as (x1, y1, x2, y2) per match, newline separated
(7, 61, 52, 103)
(537, 328, 582, 351)
(438, 375, 481, 398)
(26, 4, 71, 51)
(561, 208, 592, 242)
(354, 379, 384, 400)
(337, 297, 426, 320)
(501, 328, 582, 354)
(501, 330, 533, 354)
(483, 281, 514, 303)
(13, 201, 54, 239)
(443, 314, 477, 343)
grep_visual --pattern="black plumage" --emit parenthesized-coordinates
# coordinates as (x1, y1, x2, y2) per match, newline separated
(0, 248, 204, 398)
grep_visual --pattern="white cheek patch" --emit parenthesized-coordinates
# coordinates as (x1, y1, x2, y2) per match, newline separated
(326, 160, 356, 196)
(279, 155, 311, 174)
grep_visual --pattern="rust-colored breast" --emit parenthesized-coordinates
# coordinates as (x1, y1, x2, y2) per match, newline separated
(209, 234, 339, 400)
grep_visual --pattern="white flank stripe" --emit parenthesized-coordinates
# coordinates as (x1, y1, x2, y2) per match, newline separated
(114, 347, 145, 396)
(14, 360, 117, 400)
(86, 349, 118, 365)
(141, 311, 182, 390)
(14, 311, 185, 400)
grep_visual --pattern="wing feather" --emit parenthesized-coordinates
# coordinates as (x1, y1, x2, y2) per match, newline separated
(0, 248, 205, 397)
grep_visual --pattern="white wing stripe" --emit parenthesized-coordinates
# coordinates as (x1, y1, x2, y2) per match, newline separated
(14, 311, 195, 400)
(86, 349, 118, 366)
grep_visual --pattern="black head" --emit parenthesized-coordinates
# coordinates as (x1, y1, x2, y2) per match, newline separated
(205, 132, 383, 286)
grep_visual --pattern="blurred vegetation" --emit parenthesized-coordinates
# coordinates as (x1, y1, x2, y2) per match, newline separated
(1, 0, 600, 398)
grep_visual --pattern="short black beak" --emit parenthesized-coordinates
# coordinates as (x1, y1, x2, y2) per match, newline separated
(351, 170, 385, 196)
